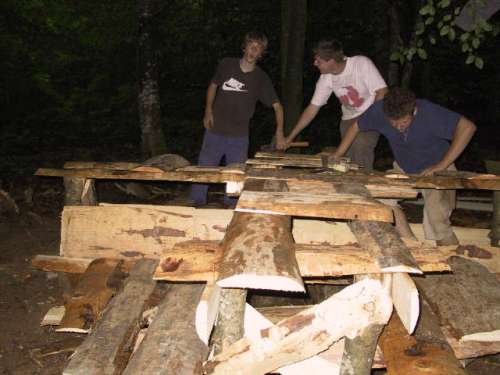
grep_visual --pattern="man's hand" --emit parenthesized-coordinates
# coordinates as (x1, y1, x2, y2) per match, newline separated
(420, 163, 446, 176)
(275, 133, 287, 150)
(203, 112, 214, 129)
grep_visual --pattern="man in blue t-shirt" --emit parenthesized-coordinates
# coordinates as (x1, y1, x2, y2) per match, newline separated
(331, 87, 476, 245)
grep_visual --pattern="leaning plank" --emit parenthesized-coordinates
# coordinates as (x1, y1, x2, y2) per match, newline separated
(122, 283, 208, 375)
(63, 259, 158, 375)
(391, 272, 419, 334)
(216, 212, 305, 292)
(349, 220, 422, 274)
(236, 190, 393, 222)
(57, 258, 121, 333)
(380, 312, 467, 375)
(203, 279, 392, 375)
(31, 255, 92, 273)
(415, 257, 500, 344)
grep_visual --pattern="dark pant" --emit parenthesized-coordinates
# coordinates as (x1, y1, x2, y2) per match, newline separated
(340, 118, 379, 171)
(190, 130, 248, 206)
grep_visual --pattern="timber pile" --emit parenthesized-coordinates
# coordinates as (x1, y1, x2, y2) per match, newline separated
(32, 152, 500, 374)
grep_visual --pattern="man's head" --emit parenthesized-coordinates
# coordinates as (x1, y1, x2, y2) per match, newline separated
(383, 87, 417, 132)
(312, 39, 346, 74)
(242, 31, 268, 64)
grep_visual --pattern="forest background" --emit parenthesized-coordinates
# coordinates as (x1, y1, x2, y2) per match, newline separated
(1, 0, 499, 182)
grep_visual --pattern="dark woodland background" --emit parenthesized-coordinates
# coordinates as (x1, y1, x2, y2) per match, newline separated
(1, 0, 499, 182)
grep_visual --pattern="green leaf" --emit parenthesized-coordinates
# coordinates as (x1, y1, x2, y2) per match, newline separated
(438, 0, 450, 8)
(461, 43, 470, 52)
(416, 22, 426, 35)
(448, 27, 456, 41)
(454, 6, 461, 16)
(472, 38, 480, 49)
(417, 38, 424, 47)
(417, 48, 428, 59)
(429, 35, 436, 45)
(440, 25, 450, 36)
(419, 4, 431, 15)
(460, 32, 470, 42)
(425, 16, 434, 25)
(443, 14, 452, 22)
(474, 56, 484, 69)
(465, 54, 475, 64)
(390, 51, 401, 61)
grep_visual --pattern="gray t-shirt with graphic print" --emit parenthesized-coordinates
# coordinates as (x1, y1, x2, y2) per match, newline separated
(211, 57, 279, 137)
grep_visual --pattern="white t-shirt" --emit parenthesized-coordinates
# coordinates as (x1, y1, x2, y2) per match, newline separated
(310, 56, 387, 120)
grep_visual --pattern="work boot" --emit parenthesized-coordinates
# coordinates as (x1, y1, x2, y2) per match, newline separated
(436, 233, 459, 246)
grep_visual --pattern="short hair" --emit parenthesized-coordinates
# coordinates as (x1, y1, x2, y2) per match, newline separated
(242, 31, 268, 51)
(383, 87, 417, 119)
(313, 39, 345, 63)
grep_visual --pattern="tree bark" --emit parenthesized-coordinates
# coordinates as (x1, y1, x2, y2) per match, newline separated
(137, 0, 166, 158)
(281, 0, 307, 134)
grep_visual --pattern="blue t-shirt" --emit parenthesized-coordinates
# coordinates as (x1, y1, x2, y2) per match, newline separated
(358, 99, 461, 174)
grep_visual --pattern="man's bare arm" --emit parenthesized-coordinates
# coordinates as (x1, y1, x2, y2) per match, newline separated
(374, 87, 388, 102)
(332, 122, 361, 159)
(272, 102, 285, 149)
(282, 104, 320, 149)
(203, 82, 218, 129)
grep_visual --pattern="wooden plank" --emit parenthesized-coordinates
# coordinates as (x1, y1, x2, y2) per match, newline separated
(32, 255, 92, 273)
(216, 212, 305, 292)
(246, 168, 500, 191)
(349, 220, 422, 273)
(236, 190, 394, 222)
(203, 279, 392, 375)
(63, 259, 158, 375)
(57, 258, 122, 333)
(36, 166, 244, 183)
(122, 283, 208, 375)
(415, 257, 500, 344)
(380, 313, 467, 375)
(247, 156, 357, 171)
(61, 205, 195, 259)
(63, 161, 141, 170)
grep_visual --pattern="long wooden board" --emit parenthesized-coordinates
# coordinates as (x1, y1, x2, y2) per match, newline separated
(236, 190, 394, 222)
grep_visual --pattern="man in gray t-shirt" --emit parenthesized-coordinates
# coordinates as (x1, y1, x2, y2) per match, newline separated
(190, 31, 284, 207)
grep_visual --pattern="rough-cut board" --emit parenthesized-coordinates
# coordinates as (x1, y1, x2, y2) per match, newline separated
(57, 258, 121, 333)
(203, 279, 392, 375)
(349, 220, 422, 274)
(32, 255, 93, 273)
(122, 283, 208, 375)
(36, 166, 243, 183)
(391, 273, 419, 334)
(236, 190, 394, 222)
(63, 259, 158, 375)
(216, 212, 305, 292)
(247, 156, 357, 171)
(286, 179, 417, 199)
(380, 313, 467, 375)
(415, 257, 500, 344)
(246, 168, 500, 191)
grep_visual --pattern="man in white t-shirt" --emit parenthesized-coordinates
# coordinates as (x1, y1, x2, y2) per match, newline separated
(281, 39, 387, 170)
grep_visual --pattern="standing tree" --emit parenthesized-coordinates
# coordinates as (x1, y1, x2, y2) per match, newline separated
(137, 0, 166, 158)
(281, 0, 307, 135)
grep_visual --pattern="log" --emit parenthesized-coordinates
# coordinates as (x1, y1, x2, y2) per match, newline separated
(379, 312, 467, 375)
(63, 177, 97, 205)
(349, 220, 422, 274)
(415, 257, 500, 343)
(57, 258, 123, 333)
(339, 274, 387, 375)
(63, 259, 158, 375)
(122, 283, 208, 375)
(235, 190, 394, 222)
(216, 212, 305, 292)
(203, 279, 392, 375)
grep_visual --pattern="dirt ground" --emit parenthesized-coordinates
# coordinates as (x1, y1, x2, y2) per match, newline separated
(1, 178, 500, 374)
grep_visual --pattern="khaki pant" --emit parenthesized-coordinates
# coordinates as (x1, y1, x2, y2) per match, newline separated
(340, 118, 379, 171)
(386, 162, 456, 241)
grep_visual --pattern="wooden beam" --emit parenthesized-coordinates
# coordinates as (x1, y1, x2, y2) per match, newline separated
(122, 283, 208, 375)
(36, 166, 244, 183)
(63, 259, 158, 375)
(236, 190, 394, 222)
(216, 212, 305, 292)
(380, 312, 467, 375)
(57, 258, 122, 333)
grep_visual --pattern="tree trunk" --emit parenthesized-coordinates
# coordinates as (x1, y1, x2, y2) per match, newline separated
(281, 0, 307, 134)
(137, 0, 166, 158)
(387, 0, 402, 86)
